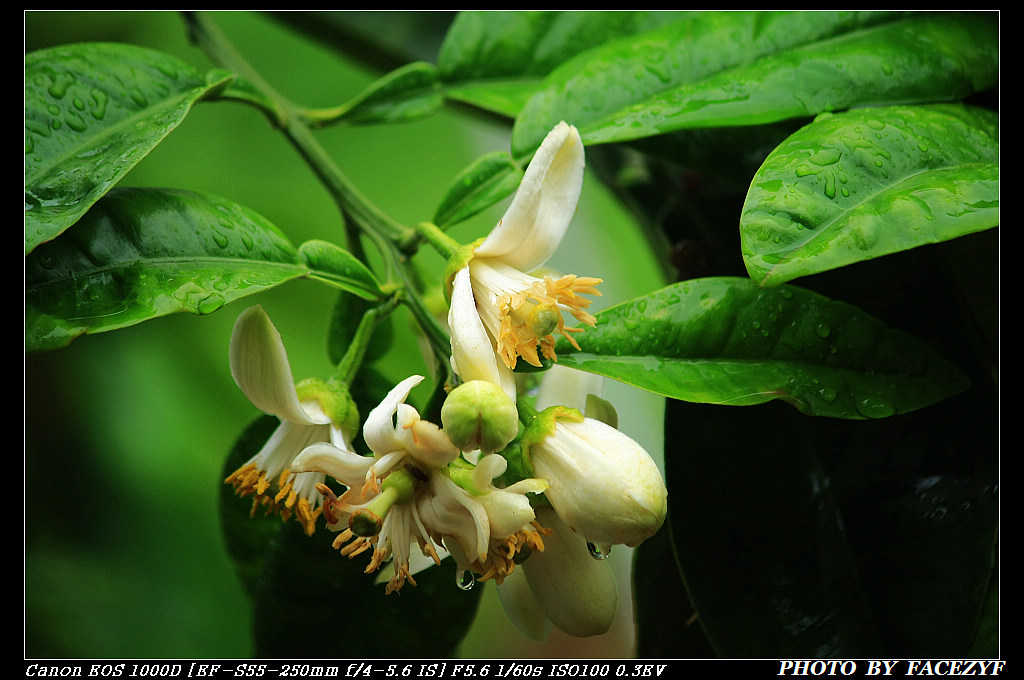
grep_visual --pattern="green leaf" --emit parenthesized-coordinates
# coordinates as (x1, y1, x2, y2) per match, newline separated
(327, 61, 443, 125)
(554, 277, 968, 419)
(25, 187, 380, 352)
(298, 240, 382, 300)
(511, 11, 997, 156)
(740, 104, 999, 287)
(437, 10, 689, 118)
(25, 42, 234, 254)
(433, 151, 523, 229)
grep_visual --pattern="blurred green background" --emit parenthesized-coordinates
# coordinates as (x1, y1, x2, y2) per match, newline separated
(25, 11, 668, 658)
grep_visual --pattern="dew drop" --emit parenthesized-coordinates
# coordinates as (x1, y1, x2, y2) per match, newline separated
(90, 89, 109, 120)
(456, 570, 476, 591)
(46, 72, 74, 99)
(198, 294, 226, 315)
(855, 395, 896, 419)
(64, 111, 87, 132)
(824, 175, 837, 200)
(587, 542, 611, 560)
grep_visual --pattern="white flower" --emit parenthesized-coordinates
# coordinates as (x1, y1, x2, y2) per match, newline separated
(525, 364, 668, 550)
(498, 507, 618, 639)
(526, 409, 668, 549)
(224, 305, 356, 536)
(494, 366, 623, 640)
(291, 377, 547, 594)
(416, 453, 548, 588)
(447, 122, 602, 399)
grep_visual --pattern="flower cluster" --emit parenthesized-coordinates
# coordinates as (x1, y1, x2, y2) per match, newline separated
(225, 122, 668, 640)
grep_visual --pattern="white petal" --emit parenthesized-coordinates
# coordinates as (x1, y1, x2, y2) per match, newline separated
(478, 489, 536, 538)
(290, 442, 374, 489)
(535, 363, 605, 412)
(475, 122, 584, 272)
(472, 452, 508, 490)
(496, 568, 552, 641)
(522, 507, 618, 637)
(532, 419, 667, 547)
(250, 419, 330, 481)
(428, 471, 491, 562)
(448, 267, 516, 401)
(394, 404, 460, 468)
(362, 375, 425, 455)
(230, 306, 329, 425)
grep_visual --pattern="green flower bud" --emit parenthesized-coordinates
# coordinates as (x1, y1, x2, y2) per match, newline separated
(441, 380, 519, 455)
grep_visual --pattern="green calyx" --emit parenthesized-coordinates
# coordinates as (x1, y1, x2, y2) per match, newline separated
(295, 376, 360, 438)
(442, 237, 485, 300)
(517, 403, 584, 469)
(447, 457, 488, 496)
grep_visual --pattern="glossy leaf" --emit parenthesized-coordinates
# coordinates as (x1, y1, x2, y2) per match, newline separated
(25, 42, 234, 254)
(26, 187, 380, 352)
(433, 151, 524, 229)
(437, 10, 690, 118)
(511, 11, 997, 156)
(220, 413, 482, 657)
(741, 104, 999, 286)
(298, 240, 382, 300)
(554, 277, 969, 419)
(327, 61, 443, 125)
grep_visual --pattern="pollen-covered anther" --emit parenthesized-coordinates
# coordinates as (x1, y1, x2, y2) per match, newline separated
(333, 528, 376, 559)
(290, 498, 321, 536)
(473, 525, 550, 586)
(225, 463, 284, 520)
(419, 538, 443, 566)
(385, 564, 417, 595)
(224, 461, 270, 498)
(267, 469, 323, 535)
(496, 275, 602, 369)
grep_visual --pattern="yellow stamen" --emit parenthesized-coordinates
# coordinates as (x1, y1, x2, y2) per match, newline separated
(333, 528, 376, 559)
(224, 461, 270, 498)
(496, 274, 602, 369)
(385, 564, 416, 595)
(472, 521, 550, 586)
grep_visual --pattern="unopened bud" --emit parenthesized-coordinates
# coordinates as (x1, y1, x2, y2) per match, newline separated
(524, 407, 667, 548)
(441, 380, 519, 455)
